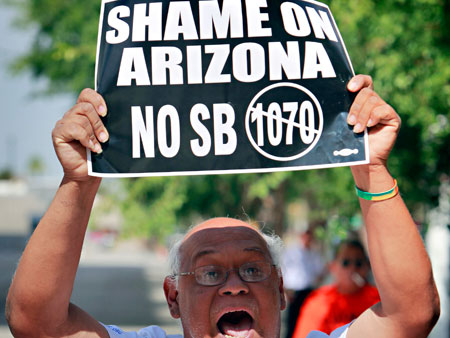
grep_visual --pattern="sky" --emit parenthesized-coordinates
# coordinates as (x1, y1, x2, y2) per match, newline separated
(0, 4, 74, 178)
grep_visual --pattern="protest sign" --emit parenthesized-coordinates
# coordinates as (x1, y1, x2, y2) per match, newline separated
(89, 0, 369, 177)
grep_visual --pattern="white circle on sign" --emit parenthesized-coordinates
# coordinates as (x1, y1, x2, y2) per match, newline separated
(245, 82, 324, 162)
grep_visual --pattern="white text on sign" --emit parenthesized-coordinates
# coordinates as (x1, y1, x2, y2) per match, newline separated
(131, 104, 237, 159)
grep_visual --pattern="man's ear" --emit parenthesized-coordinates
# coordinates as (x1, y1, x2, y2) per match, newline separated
(278, 274, 287, 311)
(163, 276, 180, 319)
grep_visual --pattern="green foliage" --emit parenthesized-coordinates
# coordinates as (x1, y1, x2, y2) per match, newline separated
(325, 0, 450, 207)
(8, 0, 100, 93)
(8, 0, 450, 240)
(27, 155, 45, 175)
(0, 168, 14, 180)
(289, 167, 359, 220)
(121, 177, 188, 239)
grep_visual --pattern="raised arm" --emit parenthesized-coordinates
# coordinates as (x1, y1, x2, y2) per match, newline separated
(346, 75, 440, 338)
(6, 89, 110, 338)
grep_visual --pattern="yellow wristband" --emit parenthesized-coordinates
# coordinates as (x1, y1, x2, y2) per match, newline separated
(355, 179, 399, 201)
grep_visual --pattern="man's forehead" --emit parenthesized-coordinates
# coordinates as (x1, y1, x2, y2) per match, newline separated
(185, 217, 258, 237)
(180, 218, 269, 262)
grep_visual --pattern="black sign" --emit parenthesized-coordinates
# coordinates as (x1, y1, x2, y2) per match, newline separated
(89, 0, 368, 177)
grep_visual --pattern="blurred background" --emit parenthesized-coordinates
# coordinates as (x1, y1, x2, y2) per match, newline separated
(0, 0, 448, 337)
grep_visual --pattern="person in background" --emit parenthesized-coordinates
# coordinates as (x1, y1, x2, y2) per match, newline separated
(282, 226, 325, 338)
(292, 239, 380, 338)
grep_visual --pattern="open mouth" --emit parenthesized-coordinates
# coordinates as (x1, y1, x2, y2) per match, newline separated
(217, 310, 254, 338)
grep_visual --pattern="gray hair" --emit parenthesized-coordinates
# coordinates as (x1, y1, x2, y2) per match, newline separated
(168, 230, 284, 280)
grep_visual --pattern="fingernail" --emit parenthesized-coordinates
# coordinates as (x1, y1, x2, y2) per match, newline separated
(348, 81, 358, 91)
(94, 143, 102, 154)
(99, 131, 108, 143)
(367, 118, 374, 127)
(354, 123, 363, 133)
(89, 139, 95, 150)
(99, 105, 107, 117)
(348, 115, 356, 125)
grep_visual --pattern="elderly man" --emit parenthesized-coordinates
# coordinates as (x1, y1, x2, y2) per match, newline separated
(6, 75, 440, 338)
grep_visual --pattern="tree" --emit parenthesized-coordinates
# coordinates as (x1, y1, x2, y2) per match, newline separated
(27, 155, 45, 175)
(7, 0, 100, 93)
(8, 0, 450, 241)
(0, 168, 14, 180)
(325, 0, 450, 210)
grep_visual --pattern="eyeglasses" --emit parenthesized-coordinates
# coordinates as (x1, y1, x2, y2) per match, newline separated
(176, 261, 274, 286)
(340, 258, 365, 268)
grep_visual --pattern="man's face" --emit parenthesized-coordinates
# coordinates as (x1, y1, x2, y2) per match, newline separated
(330, 244, 369, 294)
(164, 218, 286, 338)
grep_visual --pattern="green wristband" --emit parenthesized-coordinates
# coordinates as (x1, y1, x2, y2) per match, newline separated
(355, 179, 398, 201)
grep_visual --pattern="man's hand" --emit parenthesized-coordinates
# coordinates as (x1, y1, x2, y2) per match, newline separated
(6, 89, 109, 338)
(347, 74, 401, 167)
(52, 88, 109, 180)
(345, 75, 440, 338)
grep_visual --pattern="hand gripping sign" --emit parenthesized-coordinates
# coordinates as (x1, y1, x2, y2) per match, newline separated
(89, 0, 368, 177)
